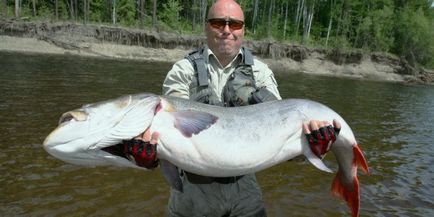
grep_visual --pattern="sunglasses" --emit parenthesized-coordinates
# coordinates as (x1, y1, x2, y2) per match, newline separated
(207, 18, 244, 30)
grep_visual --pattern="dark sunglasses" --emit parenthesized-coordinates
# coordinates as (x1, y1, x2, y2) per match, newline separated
(207, 18, 244, 30)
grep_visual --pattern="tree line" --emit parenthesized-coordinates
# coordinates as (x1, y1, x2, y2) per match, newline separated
(1, 0, 434, 68)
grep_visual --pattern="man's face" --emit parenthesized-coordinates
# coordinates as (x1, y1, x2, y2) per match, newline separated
(205, 2, 244, 62)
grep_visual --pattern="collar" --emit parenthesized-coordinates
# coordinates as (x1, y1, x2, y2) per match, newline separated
(204, 45, 243, 69)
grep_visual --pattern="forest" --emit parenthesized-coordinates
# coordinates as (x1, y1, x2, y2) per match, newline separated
(1, 0, 434, 69)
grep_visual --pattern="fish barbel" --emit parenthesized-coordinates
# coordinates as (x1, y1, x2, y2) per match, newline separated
(43, 93, 369, 217)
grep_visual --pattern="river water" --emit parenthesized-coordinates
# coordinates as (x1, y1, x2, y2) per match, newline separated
(0, 52, 433, 216)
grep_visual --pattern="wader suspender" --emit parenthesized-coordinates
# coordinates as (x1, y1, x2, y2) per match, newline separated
(185, 47, 255, 88)
(241, 47, 254, 67)
(185, 47, 209, 87)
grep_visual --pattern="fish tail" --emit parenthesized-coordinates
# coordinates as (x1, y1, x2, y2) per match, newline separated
(331, 145, 369, 217)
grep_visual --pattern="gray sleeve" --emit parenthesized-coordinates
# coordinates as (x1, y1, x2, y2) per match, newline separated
(252, 59, 282, 100)
(162, 59, 195, 99)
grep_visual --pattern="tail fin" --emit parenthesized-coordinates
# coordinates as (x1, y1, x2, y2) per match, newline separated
(331, 145, 369, 217)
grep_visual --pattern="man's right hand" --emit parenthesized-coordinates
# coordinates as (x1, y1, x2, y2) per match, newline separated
(123, 129, 159, 169)
(303, 120, 341, 158)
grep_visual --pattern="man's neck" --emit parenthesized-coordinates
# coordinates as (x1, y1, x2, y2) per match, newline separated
(215, 53, 238, 68)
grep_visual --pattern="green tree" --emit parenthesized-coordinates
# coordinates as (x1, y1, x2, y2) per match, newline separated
(117, 0, 135, 25)
(160, 0, 183, 30)
(89, 0, 105, 22)
(394, 6, 434, 67)
(356, 2, 394, 52)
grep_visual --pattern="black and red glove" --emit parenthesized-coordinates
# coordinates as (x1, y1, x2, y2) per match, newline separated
(123, 139, 158, 169)
(306, 125, 340, 158)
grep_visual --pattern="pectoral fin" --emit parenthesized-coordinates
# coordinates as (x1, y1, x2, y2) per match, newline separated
(160, 160, 183, 192)
(173, 111, 218, 138)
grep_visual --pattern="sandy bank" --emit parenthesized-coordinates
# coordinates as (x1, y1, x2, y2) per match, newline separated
(0, 35, 187, 62)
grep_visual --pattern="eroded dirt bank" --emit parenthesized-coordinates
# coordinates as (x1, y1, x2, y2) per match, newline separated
(1, 20, 433, 84)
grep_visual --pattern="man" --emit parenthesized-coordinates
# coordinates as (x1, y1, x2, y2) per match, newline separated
(123, 0, 341, 216)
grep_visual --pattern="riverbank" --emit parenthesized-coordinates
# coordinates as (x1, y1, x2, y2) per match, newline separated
(1, 20, 433, 84)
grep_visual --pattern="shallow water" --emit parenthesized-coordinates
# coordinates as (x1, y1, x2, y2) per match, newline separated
(1, 52, 433, 216)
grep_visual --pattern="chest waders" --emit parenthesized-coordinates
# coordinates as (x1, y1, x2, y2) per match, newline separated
(185, 47, 277, 107)
(183, 47, 278, 184)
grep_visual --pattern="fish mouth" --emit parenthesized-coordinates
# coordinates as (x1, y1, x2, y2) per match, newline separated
(101, 144, 129, 160)
(101, 143, 150, 169)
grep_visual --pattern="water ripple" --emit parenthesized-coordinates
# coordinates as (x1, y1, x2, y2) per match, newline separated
(1, 52, 433, 216)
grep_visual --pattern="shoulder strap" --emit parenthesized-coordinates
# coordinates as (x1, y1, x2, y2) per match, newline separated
(242, 47, 254, 66)
(185, 47, 209, 87)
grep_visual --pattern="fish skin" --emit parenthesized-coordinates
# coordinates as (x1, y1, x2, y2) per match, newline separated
(43, 93, 369, 217)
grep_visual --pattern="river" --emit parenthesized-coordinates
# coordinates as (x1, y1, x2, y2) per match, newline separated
(1, 52, 433, 216)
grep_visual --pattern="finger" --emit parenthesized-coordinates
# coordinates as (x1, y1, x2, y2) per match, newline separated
(332, 119, 341, 136)
(302, 123, 311, 135)
(317, 120, 328, 129)
(138, 140, 145, 155)
(309, 120, 319, 131)
(333, 119, 341, 128)
(312, 130, 322, 140)
(320, 127, 330, 141)
(150, 132, 160, 145)
(131, 139, 141, 154)
(146, 141, 153, 156)
(142, 127, 152, 141)
(319, 127, 331, 154)
(327, 125, 337, 141)
(128, 140, 134, 153)
(124, 140, 133, 154)
(327, 141, 332, 152)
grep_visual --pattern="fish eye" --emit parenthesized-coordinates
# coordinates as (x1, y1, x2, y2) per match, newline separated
(59, 113, 74, 125)
(58, 111, 88, 125)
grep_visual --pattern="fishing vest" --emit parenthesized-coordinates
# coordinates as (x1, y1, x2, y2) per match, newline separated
(185, 46, 276, 107)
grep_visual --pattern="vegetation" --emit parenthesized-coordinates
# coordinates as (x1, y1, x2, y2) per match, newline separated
(1, 0, 433, 68)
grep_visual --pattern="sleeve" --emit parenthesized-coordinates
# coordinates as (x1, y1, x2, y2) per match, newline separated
(162, 59, 195, 99)
(252, 59, 282, 100)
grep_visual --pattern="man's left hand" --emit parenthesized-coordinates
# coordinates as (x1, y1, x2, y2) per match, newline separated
(303, 120, 341, 158)
(123, 129, 160, 169)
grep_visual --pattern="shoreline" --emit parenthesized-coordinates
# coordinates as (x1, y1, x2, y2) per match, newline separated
(1, 20, 433, 85)
(0, 35, 412, 83)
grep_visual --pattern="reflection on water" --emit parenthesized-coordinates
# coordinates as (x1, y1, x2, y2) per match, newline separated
(1, 52, 433, 216)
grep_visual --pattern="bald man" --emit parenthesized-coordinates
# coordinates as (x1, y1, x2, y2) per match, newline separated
(123, 1, 340, 216)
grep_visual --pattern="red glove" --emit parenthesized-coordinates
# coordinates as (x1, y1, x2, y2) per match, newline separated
(123, 139, 158, 169)
(304, 121, 341, 158)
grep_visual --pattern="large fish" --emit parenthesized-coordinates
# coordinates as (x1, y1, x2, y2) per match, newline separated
(43, 93, 369, 217)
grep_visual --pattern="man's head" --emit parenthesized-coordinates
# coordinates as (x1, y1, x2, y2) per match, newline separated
(205, 0, 245, 66)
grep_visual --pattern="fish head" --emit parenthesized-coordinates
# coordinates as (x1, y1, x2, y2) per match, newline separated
(43, 93, 160, 168)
